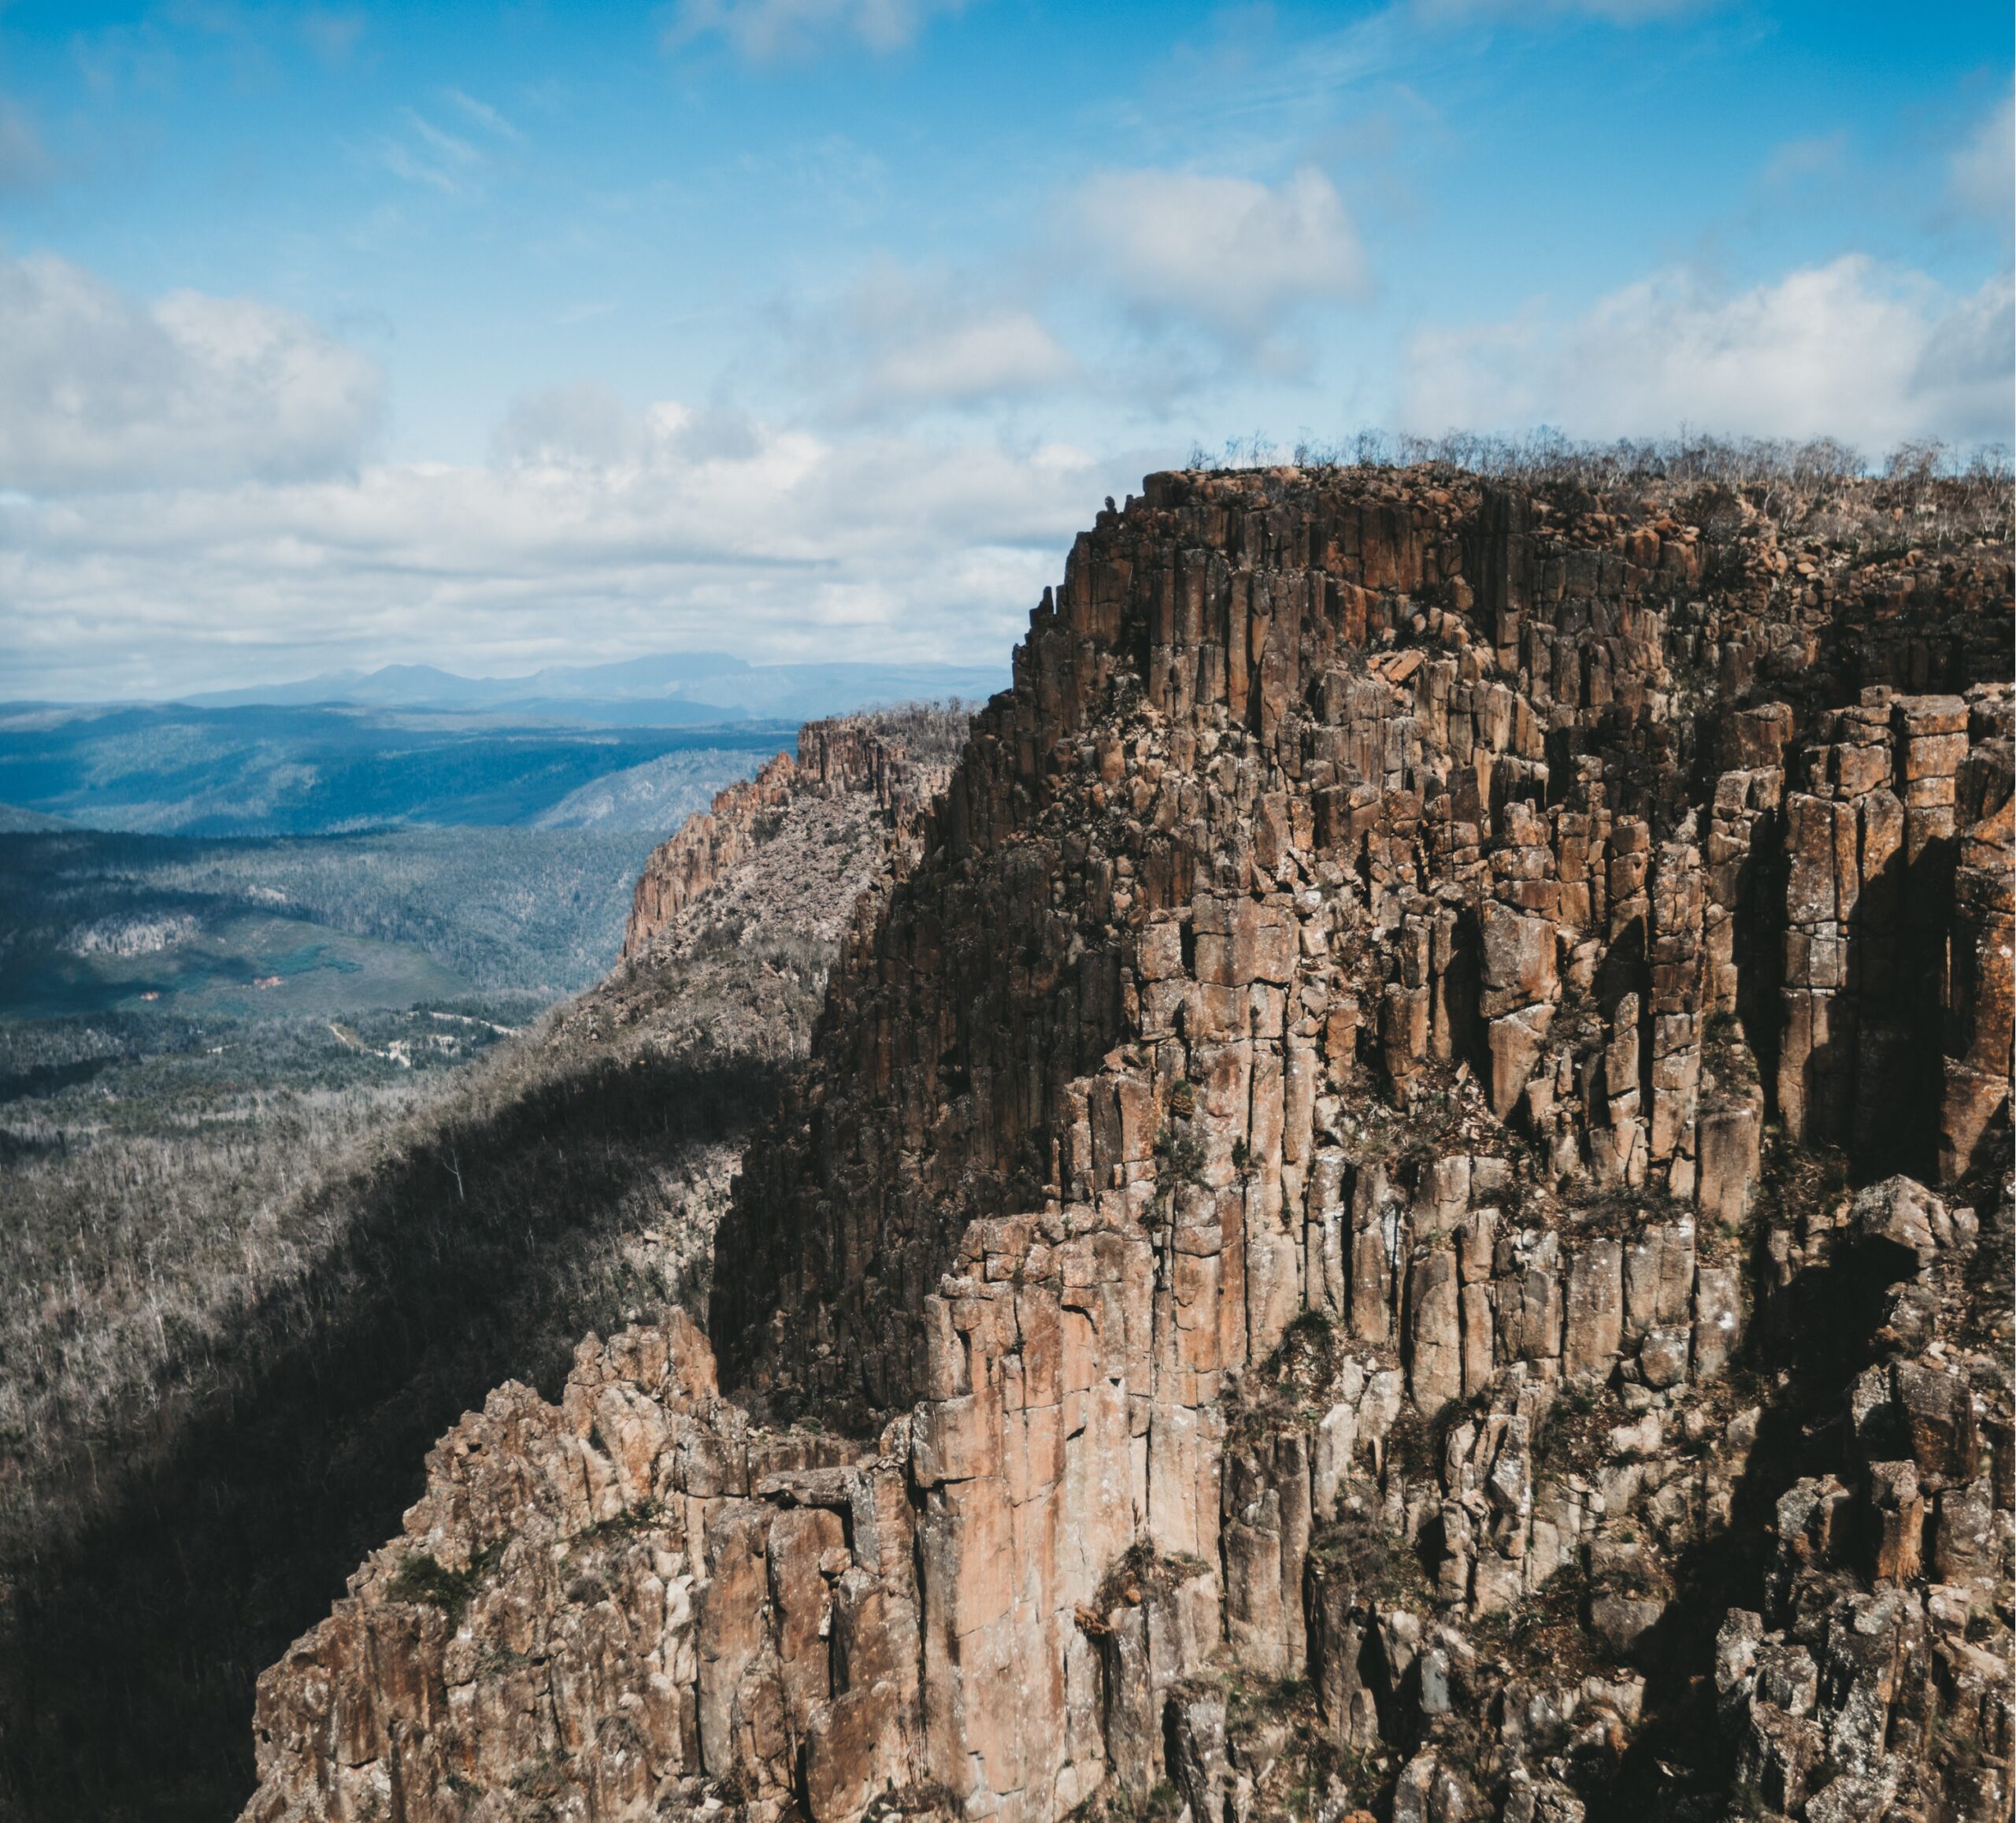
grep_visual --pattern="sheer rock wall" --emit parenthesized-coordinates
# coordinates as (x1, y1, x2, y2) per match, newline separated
(242, 469, 2012, 1823)
(710, 470, 2009, 1413)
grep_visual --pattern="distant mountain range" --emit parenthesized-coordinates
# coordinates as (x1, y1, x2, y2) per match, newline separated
(0, 654, 1002, 836)
(176, 653, 1006, 726)
(0, 706, 798, 837)
(0, 802, 71, 832)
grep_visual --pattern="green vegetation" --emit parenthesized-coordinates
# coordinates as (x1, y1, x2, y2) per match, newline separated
(1308, 1510, 1433, 1607)
(1153, 1121, 1207, 1187)
(0, 1005, 514, 1479)
(1080, 1542, 1217, 1640)
(0, 684, 964, 1817)
(1190, 431, 2013, 550)
(387, 1542, 506, 1624)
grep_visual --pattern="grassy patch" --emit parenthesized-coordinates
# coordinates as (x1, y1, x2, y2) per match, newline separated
(1308, 1510, 1435, 1607)
(1091, 1540, 1214, 1617)
(386, 1539, 506, 1625)
(1154, 1121, 1207, 1187)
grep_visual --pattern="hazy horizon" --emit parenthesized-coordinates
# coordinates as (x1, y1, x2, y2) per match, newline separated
(1, 647, 1010, 709)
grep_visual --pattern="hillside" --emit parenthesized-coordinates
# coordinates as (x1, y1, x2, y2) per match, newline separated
(0, 824, 692, 1016)
(237, 462, 2011, 1823)
(0, 710, 965, 1823)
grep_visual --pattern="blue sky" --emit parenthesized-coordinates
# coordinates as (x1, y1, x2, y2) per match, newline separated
(0, 0, 2008, 698)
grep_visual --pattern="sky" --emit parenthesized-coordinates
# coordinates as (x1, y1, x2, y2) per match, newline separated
(0, 0, 2009, 700)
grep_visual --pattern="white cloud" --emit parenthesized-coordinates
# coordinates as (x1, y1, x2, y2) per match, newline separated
(491, 380, 644, 468)
(1758, 132, 1848, 191)
(404, 111, 480, 170)
(1401, 256, 2014, 451)
(664, 0, 968, 61)
(808, 262, 1076, 417)
(865, 309, 1072, 407)
(1949, 89, 2014, 232)
(1067, 166, 1370, 343)
(0, 394, 1136, 698)
(380, 107, 490, 195)
(378, 98, 518, 198)
(0, 253, 384, 494)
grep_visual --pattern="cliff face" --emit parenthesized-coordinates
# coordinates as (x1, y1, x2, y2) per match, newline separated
(0, 710, 968, 1823)
(242, 469, 2011, 1823)
(623, 714, 958, 962)
(709, 472, 2009, 1412)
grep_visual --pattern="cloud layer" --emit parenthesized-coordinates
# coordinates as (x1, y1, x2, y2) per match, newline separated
(0, 254, 384, 494)
(802, 263, 1078, 419)
(1402, 257, 2014, 451)
(1, 387, 1126, 699)
(6, 224, 2008, 703)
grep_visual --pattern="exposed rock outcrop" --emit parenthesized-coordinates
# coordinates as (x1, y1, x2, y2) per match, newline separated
(1713, 1173, 2010, 1823)
(623, 713, 959, 962)
(243, 469, 2012, 1823)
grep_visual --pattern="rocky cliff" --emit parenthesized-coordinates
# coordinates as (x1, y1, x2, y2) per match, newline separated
(0, 710, 966, 1823)
(623, 713, 961, 962)
(242, 467, 2011, 1823)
